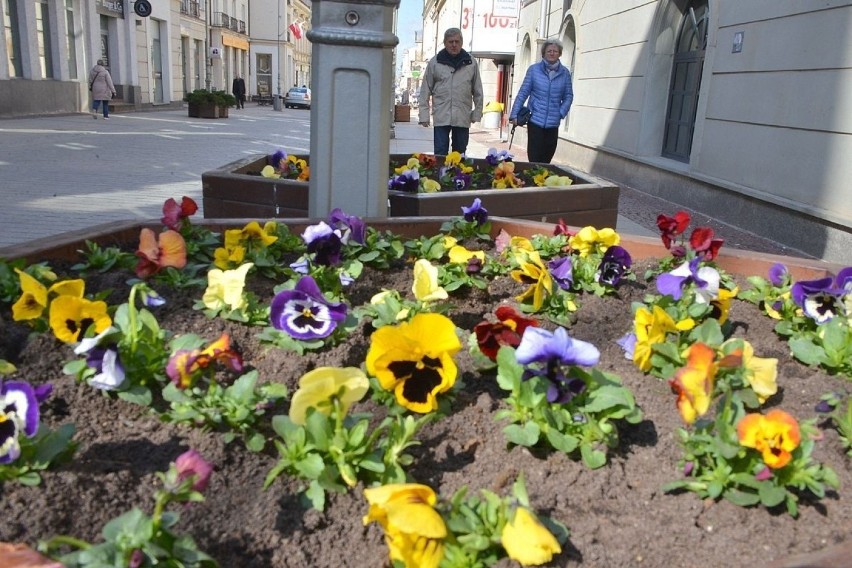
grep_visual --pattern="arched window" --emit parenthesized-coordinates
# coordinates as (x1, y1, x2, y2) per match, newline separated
(560, 16, 576, 133)
(661, 0, 708, 161)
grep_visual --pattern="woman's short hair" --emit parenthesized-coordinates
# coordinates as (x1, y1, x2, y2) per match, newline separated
(97, 59, 104, 66)
(540, 39, 563, 58)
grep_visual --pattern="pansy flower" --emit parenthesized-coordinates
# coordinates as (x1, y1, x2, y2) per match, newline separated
(48, 295, 112, 343)
(202, 263, 253, 312)
(669, 342, 716, 424)
(474, 306, 539, 361)
(596, 245, 632, 286)
(161, 196, 198, 230)
(485, 147, 513, 166)
(656, 211, 690, 250)
(289, 367, 369, 426)
(461, 198, 488, 225)
(174, 449, 213, 493)
(515, 326, 600, 403)
(302, 221, 343, 266)
(511, 251, 553, 311)
(492, 161, 522, 188)
(720, 338, 778, 404)
(768, 263, 789, 287)
(451, 171, 472, 190)
(790, 267, 852, 324)
(709, 285, 738, 324)
(689, 226, 724, 260)
(502, 507, 562, 566)
(388, 169, 421, 192)
(363, 483, 446, 568)
(737, 409, 801, 469)
(12, 270, 84, 321)
(0, 380, 41, 464)
(394, 157, 421, 174)
(239, 221, 279, 248)
(75, 328, 126, 391)
(366, 313, 461, 413)
(213, 243, 246, 270)
(270, 276, 348, 340)
(422, 178, 441, 193)
(632, 305, 693, 372)
(552, 218, 574, 237)
(412, 259, 448, 303)
(166, 334, 243, 389)
(656, 258, 719, 302)
(327, 208, 366, 245)
(447, 245, 485, 266)
(135, 228, 187, 278)
(568, 226, 620, 258)
(547, 256, 573, 290)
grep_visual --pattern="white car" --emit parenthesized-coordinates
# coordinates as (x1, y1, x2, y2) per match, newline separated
(284, 87, 311, 109)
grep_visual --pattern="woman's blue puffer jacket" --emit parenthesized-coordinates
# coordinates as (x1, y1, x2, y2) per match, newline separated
(510, 60, 573, 129)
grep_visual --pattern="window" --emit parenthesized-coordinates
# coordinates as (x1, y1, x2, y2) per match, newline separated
(4, 0, 22, 77)
(662, 0, 709, 162)
(65, 0, 78, 79)
(35, 0, 54, 78)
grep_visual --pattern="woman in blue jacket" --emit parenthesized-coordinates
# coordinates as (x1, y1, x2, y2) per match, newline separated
(509, 40, 574, 163)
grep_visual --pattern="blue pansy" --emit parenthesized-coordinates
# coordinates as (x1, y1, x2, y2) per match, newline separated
(270, 276, 348, 340)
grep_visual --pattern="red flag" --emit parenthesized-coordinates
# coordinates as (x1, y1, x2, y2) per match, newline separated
(289, 21, 302, 40)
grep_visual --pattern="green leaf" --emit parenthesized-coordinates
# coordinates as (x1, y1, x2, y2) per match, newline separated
(723, 488, 761, 507)
(545, 428, 579, 454)
(789, 337, 825, 366)
(758, 483, 787, 508)
(580, 385, 634, 413)
(495, 347, 522, 392)
(117, 385, 152, 406)
(580, 444, 606, 469)
(295, 453, 326, 479)
(226, 371, 259, 403)
(305, 410, 330, 451)
(32, 423, 76, 464)
(503, 422, 540, 446)
(304, 480, 327, 511)
(245, 432, 266, 452)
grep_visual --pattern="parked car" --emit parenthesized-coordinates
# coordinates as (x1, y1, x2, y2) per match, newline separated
(284, 87, 311, 109)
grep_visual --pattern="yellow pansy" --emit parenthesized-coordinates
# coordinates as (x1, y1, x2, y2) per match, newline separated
(240, 221, 278, 247)
(202, 263, 253, 311)
(448, 245, 485, 265)
(721, 338, 778, 404)
(289, 367, 369, 426)
(363, 483, 446, 568)
(422, 178, 441, 193)
(365, 313, 461, 413)
(260, 164, 280, 178)
(213, 244, 246, 270)
(568, 226, 620, 257)
(412, 259, 448, 303)
(12, 270, 48, 321)
(501, 507, 562, 566)
(48, 295, 112, 343)
(632, 305, 678, 372)
(510, 251, 553, 312)
(711, 286, 738, 324)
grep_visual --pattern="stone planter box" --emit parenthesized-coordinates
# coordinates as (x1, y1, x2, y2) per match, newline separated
(202, 155, 620, 229)
(0, 218, 842, 283)
(187, 102, 225, 119)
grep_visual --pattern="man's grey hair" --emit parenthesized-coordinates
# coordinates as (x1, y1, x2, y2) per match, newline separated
(444, 28, 463, 41)
(540, 39, 563, 57)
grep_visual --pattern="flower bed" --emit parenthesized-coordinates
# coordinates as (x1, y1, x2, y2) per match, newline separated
(0, 203, 850, 567)
(201, 152, 620, 228)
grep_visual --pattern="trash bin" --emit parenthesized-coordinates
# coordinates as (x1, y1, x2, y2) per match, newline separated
(482, 101, 504, 128)
(273, 94, 282, 111)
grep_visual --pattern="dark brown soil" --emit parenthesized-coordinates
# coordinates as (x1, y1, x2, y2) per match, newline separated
(1, 246, 850, 568)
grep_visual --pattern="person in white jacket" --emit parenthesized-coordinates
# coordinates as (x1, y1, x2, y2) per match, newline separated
(418, 28, 483, 156)
(88, 60, 116, 119)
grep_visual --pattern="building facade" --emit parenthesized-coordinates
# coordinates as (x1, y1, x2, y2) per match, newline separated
(0, 0, 302, 116)
(506, 0, 851, 262)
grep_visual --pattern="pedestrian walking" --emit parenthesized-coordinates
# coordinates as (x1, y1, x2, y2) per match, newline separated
(418, 27, 483, 156)
(232, 75, 246, 109)
(88, 60, 116, 119)
(509, 39, 574, 163)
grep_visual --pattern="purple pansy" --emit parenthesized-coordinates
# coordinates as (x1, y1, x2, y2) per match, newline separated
(270, 276, 348, 340)
(597, 245, 632, 286)
(388, 169, 420, 192)
(85, 347, 126, 390)
(452, 172, 472, 191)
(791, 267, 852, 324)
(270, 149, 287, 168)
(548, 256, 574, 290)
(515, 327, 600, 404)
(302, 221, 343, 266)
(289, 257, 309, 274)
(616, 332, 636, 360)
(485, 147, 513, 166)
(768, 263, 789, 287)
(656, 258, 719, 302)
(461, 198, 488, 225)
(327, 208, 366, 245)
(0, 380, 41, 464)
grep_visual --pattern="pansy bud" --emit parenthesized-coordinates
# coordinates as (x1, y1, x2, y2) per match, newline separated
(175, 449, 213, 493)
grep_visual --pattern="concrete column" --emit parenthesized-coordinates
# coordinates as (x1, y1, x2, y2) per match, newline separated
(307, 0, 399, 218)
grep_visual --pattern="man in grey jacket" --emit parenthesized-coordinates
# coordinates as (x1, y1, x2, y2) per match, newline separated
(418, 28, 484, 156)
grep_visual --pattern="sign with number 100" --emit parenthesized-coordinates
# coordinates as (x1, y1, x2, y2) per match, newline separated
(460, 0, 519, 55)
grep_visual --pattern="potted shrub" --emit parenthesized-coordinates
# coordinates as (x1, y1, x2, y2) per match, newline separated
(185, 89, 220, 119)
(214, 90, 236, 118)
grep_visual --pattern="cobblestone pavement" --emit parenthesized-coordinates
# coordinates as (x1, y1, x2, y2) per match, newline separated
(0, 106, 802, 258)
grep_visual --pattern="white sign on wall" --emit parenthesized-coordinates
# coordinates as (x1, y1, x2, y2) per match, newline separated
(461, 0, 519, 56)
(210, 46, 222, 59)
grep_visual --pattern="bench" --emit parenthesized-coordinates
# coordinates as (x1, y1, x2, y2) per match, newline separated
(253, 95, 273, 106)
